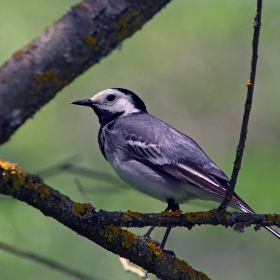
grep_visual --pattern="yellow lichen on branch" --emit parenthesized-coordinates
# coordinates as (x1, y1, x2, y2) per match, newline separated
(185, 209, 215, 222)
(103, 226, 121, 242)
(122, 210, 141, 223)
(120, 229, 138, 248)
(0, 159, 26, 190)
(116, 10, 142, 41)
(76, 3, 87, 11)
(13, 49, 25, 60)
(71, 202, 93, 218)
(0, 159, 50, 199)
(103, 226, 138, 249)
(145, 239, 163, 258)
(32, 70, 69, 94)
(85, 36, 100, 51)
(172, 258, 210, 280)
(161, 209, 183, 216)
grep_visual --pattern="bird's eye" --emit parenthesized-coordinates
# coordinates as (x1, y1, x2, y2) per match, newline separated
(106, 94, 116, 102)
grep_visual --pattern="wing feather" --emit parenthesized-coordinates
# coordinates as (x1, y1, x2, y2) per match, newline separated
(125, 133, 227, 191)
(102, 113, 253, 210)
(117, 113, 235, 200)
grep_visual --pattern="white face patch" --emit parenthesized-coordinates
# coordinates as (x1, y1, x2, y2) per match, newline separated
(116, 97, 141, 115)
(90, 89, 141, 115)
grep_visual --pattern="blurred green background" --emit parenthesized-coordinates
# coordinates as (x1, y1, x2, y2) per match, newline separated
(1, 0, 280, 279)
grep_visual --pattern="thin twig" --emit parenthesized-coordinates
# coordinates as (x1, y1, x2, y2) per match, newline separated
(0, 240, 96, 280)
(218, 0, 263, 213)
(75, 178, 93, 204)
(37, 156, 123, 186)
(66, 166, 123, 186)
(35, 155, 82, 176)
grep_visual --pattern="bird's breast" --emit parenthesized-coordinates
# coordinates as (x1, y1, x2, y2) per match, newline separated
(104, 150, 201, 203)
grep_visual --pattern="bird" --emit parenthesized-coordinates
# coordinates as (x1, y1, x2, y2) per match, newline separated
(71, 87, 280, 244)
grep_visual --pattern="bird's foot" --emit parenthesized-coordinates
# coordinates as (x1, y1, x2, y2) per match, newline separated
(161, 248, 176, 261)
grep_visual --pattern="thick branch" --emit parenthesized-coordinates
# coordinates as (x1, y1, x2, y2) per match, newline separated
(1, 159, 279, 279)
(0, 159, 209, 280)
(0, 0, 172, 145)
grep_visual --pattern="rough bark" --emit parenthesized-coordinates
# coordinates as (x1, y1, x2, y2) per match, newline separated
(0, 0, 172, 145)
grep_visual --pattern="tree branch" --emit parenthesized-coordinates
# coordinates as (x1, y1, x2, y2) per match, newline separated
(35, 161, 280, 230)
(94, 210, 280, 231)
(1, 159, 279, 278)
(0, 0, 172, 145)
(218, 0, 263, 212)
(0, 159, 210, 280)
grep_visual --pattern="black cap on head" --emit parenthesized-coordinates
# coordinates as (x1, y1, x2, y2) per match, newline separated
(111, 88, 147, 112)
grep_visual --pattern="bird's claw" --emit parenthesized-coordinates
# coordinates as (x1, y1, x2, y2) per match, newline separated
(162, 248, 176, 261)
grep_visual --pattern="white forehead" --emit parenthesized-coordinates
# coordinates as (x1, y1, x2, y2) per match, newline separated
(90, 88, 140, 115)
(90, 88, 127, 102)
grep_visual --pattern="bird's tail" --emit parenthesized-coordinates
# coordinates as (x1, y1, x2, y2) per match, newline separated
(264, 225, 280, 239)
(238, 201, 280, 239)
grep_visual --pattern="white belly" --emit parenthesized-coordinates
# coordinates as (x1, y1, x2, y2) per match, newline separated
(105, 151, 220, 204)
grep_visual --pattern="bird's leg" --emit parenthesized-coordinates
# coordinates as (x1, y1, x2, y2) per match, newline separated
(142, 225, 155, 239)
(160, 227, 172, 249)
(142, 199, 179, 241)
(140, 199, 178, 261)
(161, 199, 180, 249)
(160, 199, 179, 260)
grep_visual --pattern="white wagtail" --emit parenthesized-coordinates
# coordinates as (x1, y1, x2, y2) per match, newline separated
(71, 88, 280, 243)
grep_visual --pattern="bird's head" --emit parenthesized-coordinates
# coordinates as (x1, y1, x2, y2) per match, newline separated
(71, 88, 147, 126)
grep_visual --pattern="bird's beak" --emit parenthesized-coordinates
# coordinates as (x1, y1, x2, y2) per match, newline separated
(71, 99, 93, 107)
